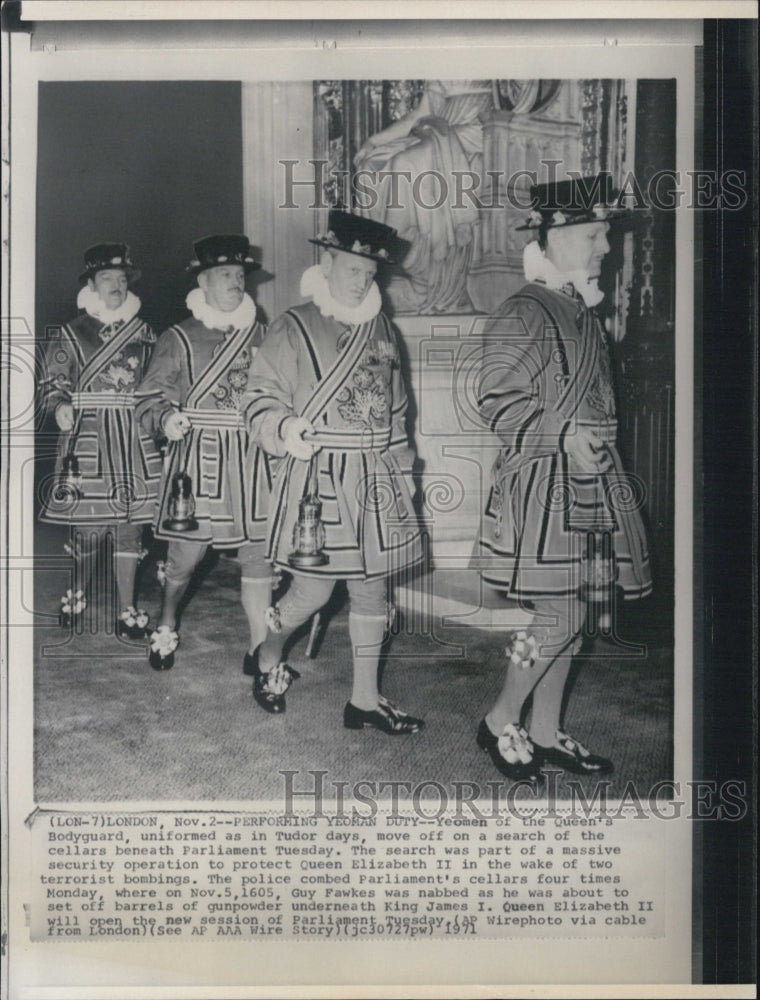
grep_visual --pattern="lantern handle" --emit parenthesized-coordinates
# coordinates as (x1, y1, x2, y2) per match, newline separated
(64, 405, 85, 462)
(176, 408, 194, 477)
(305, 451, 319, 500)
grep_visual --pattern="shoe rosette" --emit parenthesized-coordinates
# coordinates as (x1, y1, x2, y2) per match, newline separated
(149, 626, 179, 656)
(60, 589, 86, 616)
(497, 723, 536, 766)
(262, 661, 295, 695)
(120, 606, 150, 631)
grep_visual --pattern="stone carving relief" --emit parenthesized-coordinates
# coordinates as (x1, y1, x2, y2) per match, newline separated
(314, 79, 629, 315)
(353, 80, 494, 314)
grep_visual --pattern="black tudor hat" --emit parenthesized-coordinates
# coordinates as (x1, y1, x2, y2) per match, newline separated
(79, 243, 141, 283)
(309, 209, 398, 264)
(516, 172, 632, 231)
(186, 235, 261, 274)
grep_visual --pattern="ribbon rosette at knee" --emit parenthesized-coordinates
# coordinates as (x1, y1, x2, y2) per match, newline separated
(265, 605, 282, 634)
(386, 601, 397, 633)
(506, 629, 538, 669)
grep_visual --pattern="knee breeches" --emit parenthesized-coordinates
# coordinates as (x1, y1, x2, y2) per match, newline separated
(528, 596, 586, 659)
(276, 576, 387, 631)
(71, 522, 143, 558)
(165, 540, 271, 587)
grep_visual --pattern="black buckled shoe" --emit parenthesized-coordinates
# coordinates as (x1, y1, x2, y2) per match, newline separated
(117, 606, 151, 641)
(243, 648, 261, 677)
(533, 730, 614, 774)
(149, 626, 178, 671)
(252, 656, 299, 714)
(477, 719, 543, 784)
(343, 696, 424, 735)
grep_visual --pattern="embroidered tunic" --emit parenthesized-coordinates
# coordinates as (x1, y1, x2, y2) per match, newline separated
(40, 312, 162, 524)
(135, 316, 268, 547)
(243, 302, 423, 579)
(472, 282, 652, 600)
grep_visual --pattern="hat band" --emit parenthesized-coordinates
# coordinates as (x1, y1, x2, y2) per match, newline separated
(521, 204, 618, 229)
(317, 230, 390, 260)
(189, 252, 255, 269)
(86, 256, 134, 270)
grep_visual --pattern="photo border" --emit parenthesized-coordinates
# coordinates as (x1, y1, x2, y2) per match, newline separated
(1, 4, 756, 997)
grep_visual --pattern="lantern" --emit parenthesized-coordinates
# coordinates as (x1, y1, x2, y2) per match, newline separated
(56, 454, 83, 504)
(288, 457, 329, 568)
(162, 472, 198, 532)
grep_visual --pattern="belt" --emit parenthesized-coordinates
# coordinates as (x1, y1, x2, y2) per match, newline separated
(575, 418, 618, 445)
(71, 392, 133, 409)
(308, 427, 391, 452)
(183, 408, 243, 429)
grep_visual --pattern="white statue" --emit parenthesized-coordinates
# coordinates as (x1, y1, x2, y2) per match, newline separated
(354, 80, 493, 314)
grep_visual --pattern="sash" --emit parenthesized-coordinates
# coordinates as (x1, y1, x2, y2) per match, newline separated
(167, 324, 195, 386)
(514, 287, 599, 421)
(287, 310, 376, 426)
(77, 315, 148, 394)
(40, 325, 84, 400)
(183, 323, 254, 409)
(267, 313, 377, 554)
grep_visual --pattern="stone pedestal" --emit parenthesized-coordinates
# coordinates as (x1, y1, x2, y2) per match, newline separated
(468, 106, 583, 314)
(393, 313, 531, 625)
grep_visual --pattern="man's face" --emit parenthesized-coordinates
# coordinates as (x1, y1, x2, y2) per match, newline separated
(198, 264, 245, 313)
(89, 269, 129, 311)
(322, 250, 377, 308)
(545, 221, 610, 278)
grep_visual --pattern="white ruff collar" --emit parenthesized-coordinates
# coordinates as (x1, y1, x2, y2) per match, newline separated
(300, 265, 382, 325)
(186, 287, 257, 331)
(77, 286, 141, 325)
(523, 241, 605, 308)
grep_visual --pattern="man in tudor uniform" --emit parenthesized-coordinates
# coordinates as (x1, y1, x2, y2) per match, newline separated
(472, 174, 652, 783)
(243, 209, 425, 734)
(40, 243, 162, 638)
(136, 235, 271, 671)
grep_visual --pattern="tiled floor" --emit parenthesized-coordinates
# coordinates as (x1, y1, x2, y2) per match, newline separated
(33, 521, 673, 805)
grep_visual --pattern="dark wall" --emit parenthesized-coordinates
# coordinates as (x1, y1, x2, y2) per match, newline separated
(36, 81, 243, 338)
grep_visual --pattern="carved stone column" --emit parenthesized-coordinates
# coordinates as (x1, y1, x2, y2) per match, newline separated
(465, 111, 522, 313)
(467, 83, 583, 314)
(242, 82, 315, 322)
